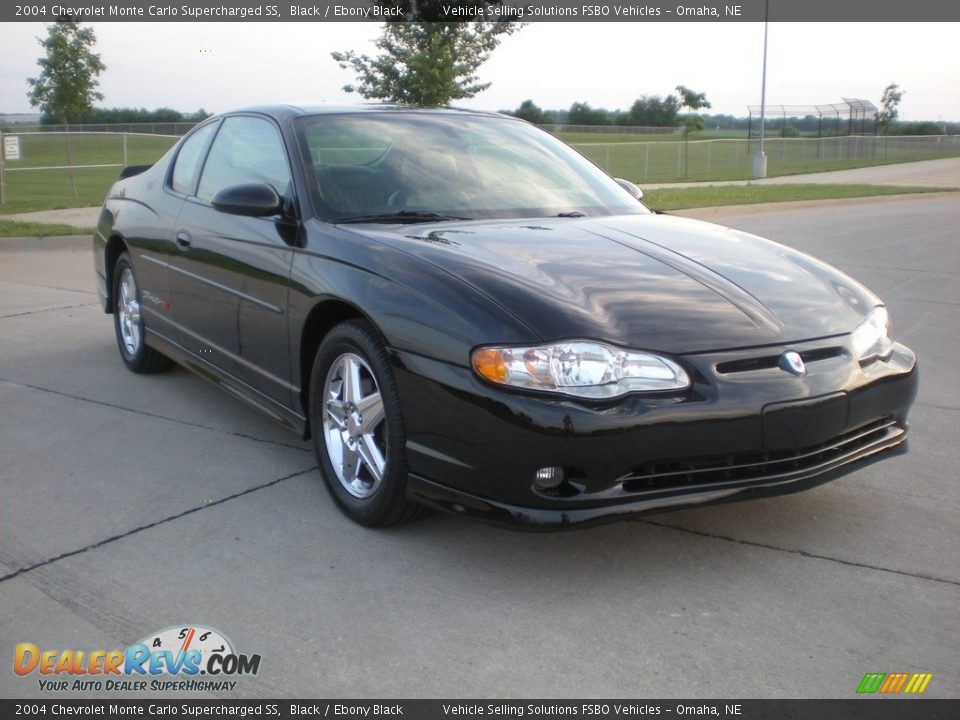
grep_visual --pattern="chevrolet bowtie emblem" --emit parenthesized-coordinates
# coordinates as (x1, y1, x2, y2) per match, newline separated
(779, 351, 806, 376)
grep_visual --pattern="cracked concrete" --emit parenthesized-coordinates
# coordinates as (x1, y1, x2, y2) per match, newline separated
(0, 195, 957, 699)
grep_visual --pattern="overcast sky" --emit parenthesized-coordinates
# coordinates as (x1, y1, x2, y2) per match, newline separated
(1, 22, 957, 120)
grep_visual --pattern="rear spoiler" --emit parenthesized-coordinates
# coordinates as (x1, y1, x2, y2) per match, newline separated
(119, 164, 152, 179)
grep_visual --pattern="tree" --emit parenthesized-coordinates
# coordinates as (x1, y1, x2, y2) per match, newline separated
(27, 20, 105, 195)
(627, 94, 680, 127)
(568, 102, 610, 126)
(675, 85, 711, 178)
(332, 2, 521, 106)
(513, 99, 553, 125)
(876, 82, 904, 134)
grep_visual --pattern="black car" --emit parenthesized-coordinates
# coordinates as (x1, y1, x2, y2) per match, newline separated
(93, 105, 917, 529)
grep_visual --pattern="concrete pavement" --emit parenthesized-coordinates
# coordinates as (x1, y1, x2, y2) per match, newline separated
(644, 156, 960, 190)
(1, 206, 101, 228)
(1, 195, 957, 699)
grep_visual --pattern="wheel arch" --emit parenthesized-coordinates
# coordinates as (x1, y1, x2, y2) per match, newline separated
(103, 233, 129, 313)
(298, 298, 387, 440)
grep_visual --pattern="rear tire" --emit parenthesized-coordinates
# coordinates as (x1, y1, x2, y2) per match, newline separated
(113, 252, 173, 374)
(309, 320, 426, 527)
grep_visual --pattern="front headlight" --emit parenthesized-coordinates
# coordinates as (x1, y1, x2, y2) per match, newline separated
(471, 341, 690, 399)
(851, 306, 894, 362)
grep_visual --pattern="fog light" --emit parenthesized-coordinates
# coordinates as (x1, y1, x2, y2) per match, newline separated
(533, 466, 565, 490)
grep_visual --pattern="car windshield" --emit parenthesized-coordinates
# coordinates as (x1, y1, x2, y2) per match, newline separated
(296, 112, 650, 222)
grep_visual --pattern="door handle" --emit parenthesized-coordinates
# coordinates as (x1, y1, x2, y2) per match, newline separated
(175, 231, 192, 249)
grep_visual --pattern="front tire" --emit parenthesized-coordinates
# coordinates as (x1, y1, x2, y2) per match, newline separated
(309, 320, 426, 527)
(112, 252, 173, 374)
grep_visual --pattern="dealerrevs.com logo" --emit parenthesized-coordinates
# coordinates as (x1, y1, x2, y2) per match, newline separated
(14, 625, 262, 692)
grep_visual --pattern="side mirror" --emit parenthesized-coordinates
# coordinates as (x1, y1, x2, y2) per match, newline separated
(615, 178, 644, 201)
(212, 183, 282, 217)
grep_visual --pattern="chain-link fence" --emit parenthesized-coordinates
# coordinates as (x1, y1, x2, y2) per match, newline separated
(1, 129, 958, 210)
(0, 132, 180, 209)
(541, 124, 679, 135)
(572, 134, 960, 183)
(0, 121, 199, 136)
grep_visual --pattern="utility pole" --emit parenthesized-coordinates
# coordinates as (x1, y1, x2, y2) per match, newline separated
(753, 0, 770, 179)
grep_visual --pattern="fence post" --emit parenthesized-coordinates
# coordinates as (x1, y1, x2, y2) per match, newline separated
(123, 133, 128, 167)
(0, 130, 5, 206)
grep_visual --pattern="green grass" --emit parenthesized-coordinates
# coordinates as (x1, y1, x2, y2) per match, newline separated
(643, 184, 956, 211)
(0, 219, 93, 237)
(0, 133, 177, 213)
(1, 167, 119, 213)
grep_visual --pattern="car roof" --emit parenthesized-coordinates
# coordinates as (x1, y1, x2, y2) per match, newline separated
(222, 103, 511, 122)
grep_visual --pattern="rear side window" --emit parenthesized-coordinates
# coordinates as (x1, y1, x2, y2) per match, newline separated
(171, 123, 217, 195)
(196, 116, 291, 204)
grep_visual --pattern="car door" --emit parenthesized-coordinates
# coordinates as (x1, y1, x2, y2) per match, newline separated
(132, 120, 219, 346)
(167, 114, 297, 411)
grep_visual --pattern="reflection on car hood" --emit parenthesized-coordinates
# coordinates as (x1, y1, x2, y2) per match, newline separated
(355, 214, 881, 354)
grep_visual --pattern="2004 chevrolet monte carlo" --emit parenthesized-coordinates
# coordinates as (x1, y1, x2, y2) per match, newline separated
(92, 105, 917, 529)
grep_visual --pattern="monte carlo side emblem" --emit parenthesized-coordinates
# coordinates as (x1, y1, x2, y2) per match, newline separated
(779, 351, 807, 376)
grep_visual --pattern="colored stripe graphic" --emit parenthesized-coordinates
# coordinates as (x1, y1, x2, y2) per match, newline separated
(880, 673, 910, 693)
(858, 672, 932, 694)
(910, 673, 933, 694)
(857, 673, 885, 693)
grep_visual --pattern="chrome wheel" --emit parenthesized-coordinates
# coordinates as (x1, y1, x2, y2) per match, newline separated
(321, 352, 387, 499)
(117, 267, 142, 356)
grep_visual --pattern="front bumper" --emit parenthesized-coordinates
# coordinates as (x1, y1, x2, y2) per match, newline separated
(406, 429, 908, 530)
(392, 337, 918, 530)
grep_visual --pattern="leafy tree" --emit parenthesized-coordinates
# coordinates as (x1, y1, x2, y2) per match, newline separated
(27, 20, 105, 195)
(332, 1, 521, 106)
(876, 82, 904, 134)
(627, 94, 680, 127)
(567, 102, 611, 126)
(513, 99, 553, 125)
(675, 85, 711, 178)
(48, 106, 213, 126)
(676, 85, 711, 136)
(891, 120, 941, 136)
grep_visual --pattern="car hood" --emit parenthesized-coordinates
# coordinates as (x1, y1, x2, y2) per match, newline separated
(354, 214, 881, 354)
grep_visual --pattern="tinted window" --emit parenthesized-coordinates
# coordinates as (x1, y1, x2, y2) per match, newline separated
(298, 113, 649, 221)
(170, 122, 217, 195)
(197, 116, 291, 204)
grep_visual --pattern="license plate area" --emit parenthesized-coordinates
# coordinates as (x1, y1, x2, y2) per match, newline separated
(762, 393, 849, 451)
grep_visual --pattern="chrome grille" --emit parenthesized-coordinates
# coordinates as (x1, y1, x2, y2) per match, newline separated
(716, 346, 845, 374)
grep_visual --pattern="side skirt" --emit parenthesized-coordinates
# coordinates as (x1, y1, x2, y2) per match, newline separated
(144, 327, 307, 437)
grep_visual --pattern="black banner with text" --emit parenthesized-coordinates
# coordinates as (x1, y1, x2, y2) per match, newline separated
(4, 0, 960, 23)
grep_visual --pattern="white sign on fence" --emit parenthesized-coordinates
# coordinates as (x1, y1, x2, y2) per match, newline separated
(3, 135, 20, 160)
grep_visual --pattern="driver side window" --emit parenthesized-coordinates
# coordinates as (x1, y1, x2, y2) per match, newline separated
(196, 116, 291, 204)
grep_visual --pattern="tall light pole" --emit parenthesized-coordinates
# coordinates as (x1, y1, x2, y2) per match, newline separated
(753, 0, 770, 179)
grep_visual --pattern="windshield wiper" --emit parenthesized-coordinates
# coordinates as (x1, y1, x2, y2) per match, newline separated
(556, 211, 587, 218)
(333, 210, 473, 224)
